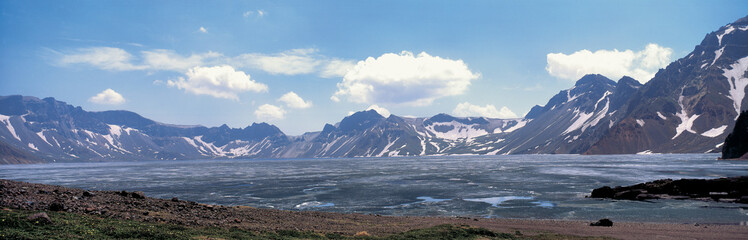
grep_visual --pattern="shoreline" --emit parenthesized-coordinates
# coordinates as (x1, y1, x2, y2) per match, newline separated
(2, 179, 747, 239)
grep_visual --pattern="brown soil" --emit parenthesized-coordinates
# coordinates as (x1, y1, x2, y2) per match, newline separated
(2, 179, 747, 239)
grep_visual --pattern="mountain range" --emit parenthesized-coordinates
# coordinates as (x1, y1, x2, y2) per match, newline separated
(2, 16, 747, 164)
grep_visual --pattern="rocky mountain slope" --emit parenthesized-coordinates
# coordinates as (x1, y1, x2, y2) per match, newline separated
(0, 96, 524, 163)
(586, 16, 748, 154)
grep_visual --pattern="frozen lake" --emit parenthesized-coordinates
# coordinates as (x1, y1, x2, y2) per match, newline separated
(1, 153, 747, 224)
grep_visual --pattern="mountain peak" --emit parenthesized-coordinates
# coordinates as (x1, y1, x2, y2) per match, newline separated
(617, 76, 642, 87)
(575, 74, 615, 87)
(338, 110, 385, 132)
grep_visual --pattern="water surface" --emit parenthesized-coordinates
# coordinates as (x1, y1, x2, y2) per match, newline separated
(1, 154, 747, 224)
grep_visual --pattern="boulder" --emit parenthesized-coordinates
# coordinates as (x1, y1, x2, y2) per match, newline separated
(27, 212, 53, 225)
(590, 186, 615, 198)
(590, 218, 613, 227)
(48, 202, 65, 211)
(130, 191, 146, 199)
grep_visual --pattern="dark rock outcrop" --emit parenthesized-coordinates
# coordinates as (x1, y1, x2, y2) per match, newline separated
(590, 218, 613, 227)
(590, 176, 748, 203)
(722, 111, 748, 159)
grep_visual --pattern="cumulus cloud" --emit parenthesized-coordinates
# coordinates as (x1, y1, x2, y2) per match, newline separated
(198, 27, 207, 33)
(254, 104, 285, 121)
(546, 43, 672, 83)
(333, 51, 479, 106)
(366, 104, 391, 117)
(59, 47, 145, 71)
(89, 88, 126, 105)
(166, 65, 268, 100)
(278, 91, 312, 109)
(452, 102, 518, 118)
(319, 59, 357, 78)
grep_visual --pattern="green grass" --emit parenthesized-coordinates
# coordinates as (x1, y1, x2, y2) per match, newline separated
(0, 209, 609, 240)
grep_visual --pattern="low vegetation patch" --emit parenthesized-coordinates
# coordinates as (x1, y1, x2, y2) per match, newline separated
(1, 208, 608, 240)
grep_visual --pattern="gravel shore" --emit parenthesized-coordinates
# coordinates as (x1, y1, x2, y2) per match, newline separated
(1, 179, 746, 239)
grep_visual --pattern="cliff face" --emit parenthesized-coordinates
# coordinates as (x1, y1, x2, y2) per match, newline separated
(722, 111, 748, 159)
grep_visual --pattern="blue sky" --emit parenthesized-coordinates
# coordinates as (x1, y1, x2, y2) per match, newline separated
(1, 0, 746, 135)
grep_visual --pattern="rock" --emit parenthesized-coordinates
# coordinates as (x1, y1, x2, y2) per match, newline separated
(636, 193, 659, 200)
(590, 186, 615, 198)
(82, 191, 95, 197)
(48, 202, 65, 211)
(613, 189, 642, 200)
(722, 111, 748, 159)
(27, 212, 53, 225)
(171, 197, 179, 202)
(590, 218, 613, 227)
(590, 176, 748, 203)
(130, 191, 145, 199)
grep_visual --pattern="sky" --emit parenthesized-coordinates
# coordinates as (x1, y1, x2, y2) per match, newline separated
(1, 1, 746, 135)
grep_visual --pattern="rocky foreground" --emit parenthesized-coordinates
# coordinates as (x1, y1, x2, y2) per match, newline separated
(590, 176, 748, 203)
(2, 179, 748, 239)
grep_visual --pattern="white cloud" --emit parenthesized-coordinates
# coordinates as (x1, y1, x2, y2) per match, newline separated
(59, 47, 145, 71)
(278, 91, 312, 109)
(198, 27, 207, 33)
(232, 48, 321, 75)
(333, 51, 479, 106)
(58, 47, 356, 78)
(319, 59, 357, 78)
(366, 104, 391, 117)
(254, 104, 285, 121)
(546, 43, 672, 83)
(166, 65, 268, 100)
(452, 102, 518, 118)
(141, 50, 220, 71)
(244, 10, 265, 18)
(89, 88, 126, 105)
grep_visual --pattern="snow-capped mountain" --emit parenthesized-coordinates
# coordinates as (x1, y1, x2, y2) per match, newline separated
(0, 96, 289, 163)
(586, 16, 748, 154)
(0, 96, 526, 163)
(480, 74, 642, 154)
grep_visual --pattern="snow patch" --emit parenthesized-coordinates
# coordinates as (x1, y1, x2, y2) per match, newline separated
(564, 109, 592, 134)
(701, 125, 728, 138)
(637, 150, 653, 155)
(36, 131, 52, 146)
(721, 56, 748, 116)
(425, 121, 488, 141)
(636, 119, 645, 127)
(563, 91, 611, 134)
(108, 124, 122, 137)
(717, 25, 735, 46)
(711, 46, 725, 67)
(503, 119, 527, 133)
(656, 112, 667, 120)
(672, 95, 700, 139)
(0, 114, 21, 141)
(28, 143, 38, 151)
